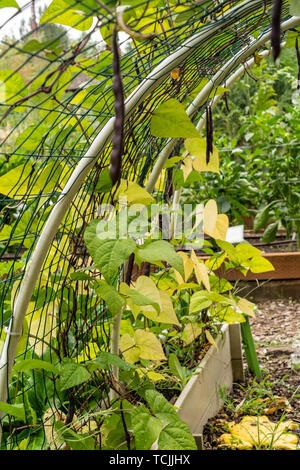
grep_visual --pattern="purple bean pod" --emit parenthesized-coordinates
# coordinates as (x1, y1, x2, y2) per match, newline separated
(110, 27, 125, 186)
(271, 0, 283, 62)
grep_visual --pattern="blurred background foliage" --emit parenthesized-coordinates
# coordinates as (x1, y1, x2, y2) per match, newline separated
(181, 47, 300, 244)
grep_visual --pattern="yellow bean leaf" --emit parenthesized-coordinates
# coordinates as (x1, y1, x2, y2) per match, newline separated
(135, 276, 162, 313)
(116, 179, 154, 206)
(157, 290, 180, 326)
(27, 302, 57, 357)
(237, 298, 256, 318)
(211, 214, 229, 241)
(185, 137, 219, 174)
(181, 323, 202, 346)
(203, 199, 218, 235)
(134, 329, 166, 362)
(137, 368, 166, 382)
(191, 249, 210, 291)
(205, 330, 218, 350)
(182, 156, 193, 181)
(177, 251, 194, 283)
(220, 415, 299, 450)
(120, 333, 140, 364)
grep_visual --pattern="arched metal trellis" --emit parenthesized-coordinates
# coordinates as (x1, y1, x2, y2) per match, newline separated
(0, 0, 299, 449)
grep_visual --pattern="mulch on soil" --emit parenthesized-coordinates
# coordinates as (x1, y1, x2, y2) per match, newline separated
(202, 299, 300, 450)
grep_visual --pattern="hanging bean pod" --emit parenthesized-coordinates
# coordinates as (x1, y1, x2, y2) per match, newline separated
(271, 0, 283, 62)
(110, 27, 125, 186)
(296, 38, 300, 90)
(206, 105, 213, 164)
(209, 105, 213, 154)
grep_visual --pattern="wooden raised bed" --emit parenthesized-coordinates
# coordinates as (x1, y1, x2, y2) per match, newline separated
(132, 251, 300, 282)
(152, 324, 244, 450)
(169, 324, 243, 449)
(226, 228, 300, 281)
(215, 252, 300, 281)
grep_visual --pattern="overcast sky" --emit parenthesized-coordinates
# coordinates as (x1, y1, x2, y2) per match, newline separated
(1, 0, 44, 35)
(0, 0, 91, 40)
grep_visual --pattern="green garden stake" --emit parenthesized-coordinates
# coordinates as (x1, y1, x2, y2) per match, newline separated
(241, 316, 262, 378)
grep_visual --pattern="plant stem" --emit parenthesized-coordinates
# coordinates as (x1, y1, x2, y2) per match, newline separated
(109, 260, 129, 400)
(120, 400, 131, 450)
(110, 308, 124, 394)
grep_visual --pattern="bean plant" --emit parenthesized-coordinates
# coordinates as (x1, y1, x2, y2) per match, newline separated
(0, 0, 283, 451)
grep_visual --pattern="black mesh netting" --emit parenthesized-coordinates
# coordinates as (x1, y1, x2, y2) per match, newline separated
(0, 0, 297, 449)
